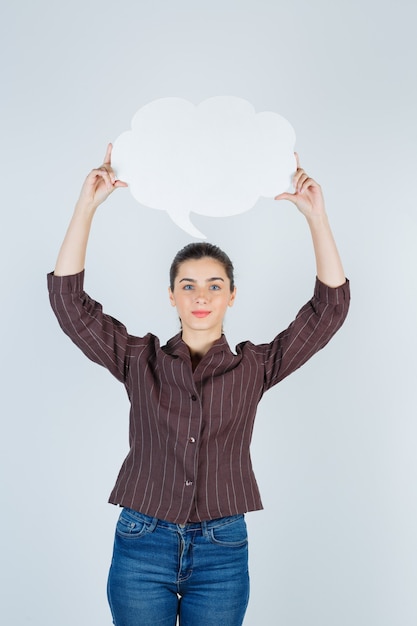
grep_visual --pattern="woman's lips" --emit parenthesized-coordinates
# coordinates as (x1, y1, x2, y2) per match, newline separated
(192, 311, 211, 318)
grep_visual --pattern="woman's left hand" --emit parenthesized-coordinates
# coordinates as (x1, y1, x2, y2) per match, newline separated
(274, 153, 326, 220)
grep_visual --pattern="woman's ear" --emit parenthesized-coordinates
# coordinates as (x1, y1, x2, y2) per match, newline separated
(168, 287, 176, 307)
(228, 287, 237, 307)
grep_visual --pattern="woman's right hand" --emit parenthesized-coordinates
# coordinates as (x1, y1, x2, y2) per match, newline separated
(53, 144, 128, 276)
(77, 143, 128, 211)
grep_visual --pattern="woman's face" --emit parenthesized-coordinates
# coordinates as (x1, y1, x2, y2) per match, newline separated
(168, 257, 236, 338)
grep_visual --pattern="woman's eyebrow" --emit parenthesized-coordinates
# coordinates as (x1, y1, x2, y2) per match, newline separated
(179, 277, 225, 283)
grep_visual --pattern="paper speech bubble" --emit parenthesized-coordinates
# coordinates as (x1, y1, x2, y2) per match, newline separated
(112, 96, 296, 239)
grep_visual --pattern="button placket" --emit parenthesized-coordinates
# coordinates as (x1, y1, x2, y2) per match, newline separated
(183, 385, 200, 502)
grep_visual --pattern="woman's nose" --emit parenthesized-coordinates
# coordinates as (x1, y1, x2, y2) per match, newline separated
(195, 288, 208, 302)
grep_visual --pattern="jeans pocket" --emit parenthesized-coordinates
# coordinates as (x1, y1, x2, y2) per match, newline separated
(115, 508, 154, 539)
(208, 515, 248, 547)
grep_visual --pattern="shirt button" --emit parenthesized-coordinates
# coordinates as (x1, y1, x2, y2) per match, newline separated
(191, 395, 197, 401)
(188, 437, 196, 443)
(185, 480, 193, 486)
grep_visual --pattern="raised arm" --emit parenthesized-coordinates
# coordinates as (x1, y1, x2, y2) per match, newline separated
(54, 144, 127, 276)
(274, 154, 346, 288)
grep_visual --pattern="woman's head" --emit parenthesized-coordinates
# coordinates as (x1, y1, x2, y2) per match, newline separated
(168, 243, 236, 338)
(169, 243, 235, 292)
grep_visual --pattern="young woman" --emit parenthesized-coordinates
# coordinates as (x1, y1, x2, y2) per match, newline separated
(48, 144, 350, 625)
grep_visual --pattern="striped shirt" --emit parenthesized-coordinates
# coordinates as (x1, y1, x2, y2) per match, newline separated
(47, 270, 350, 524)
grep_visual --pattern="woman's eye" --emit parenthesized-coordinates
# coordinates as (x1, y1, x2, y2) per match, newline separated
(210, 284, 221, 291)
(183, 284, 194, 290)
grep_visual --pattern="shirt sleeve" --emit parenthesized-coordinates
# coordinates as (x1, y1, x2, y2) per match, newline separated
(260, 277, 350, 391)
(47, 270, 130, 383)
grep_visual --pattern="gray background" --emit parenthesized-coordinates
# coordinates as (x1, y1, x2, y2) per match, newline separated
(2, 1, 416, 624)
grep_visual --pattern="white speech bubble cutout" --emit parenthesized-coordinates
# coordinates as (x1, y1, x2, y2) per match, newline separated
(112, 97, 296, 239)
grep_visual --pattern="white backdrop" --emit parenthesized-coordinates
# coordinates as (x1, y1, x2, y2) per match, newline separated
(2, 1, 416, 625)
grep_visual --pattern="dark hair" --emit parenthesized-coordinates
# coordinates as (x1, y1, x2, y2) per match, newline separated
(169, 243, 235, 291)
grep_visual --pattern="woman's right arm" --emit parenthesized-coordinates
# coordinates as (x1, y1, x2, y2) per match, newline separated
(54, 144, 127, 276)
(48, 145, 131, 382)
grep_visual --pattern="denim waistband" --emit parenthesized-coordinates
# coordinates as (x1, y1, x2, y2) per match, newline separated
(122, 507, 244, 532)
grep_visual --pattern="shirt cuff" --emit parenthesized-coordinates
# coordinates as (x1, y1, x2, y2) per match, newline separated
(47, 269, 85, 294)
(314, 276, 350, 305)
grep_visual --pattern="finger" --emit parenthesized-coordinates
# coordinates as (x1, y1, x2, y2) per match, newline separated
(296, 172, 310, 191)
(294, 152, 300, 168)
(88, 166, 111, 180)
(98, 156, 116, 184)
(114, 179, 128, 188)
(103, 143, 112, 165)
(93, 167, 114, 190)
(274, 192, 294, 202)
(294, 169, 315, 193)
(299, 176, 319, 194)
(292, 168, 306, 189)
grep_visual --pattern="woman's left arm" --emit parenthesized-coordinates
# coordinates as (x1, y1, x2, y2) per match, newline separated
(275, 154, 346, 288)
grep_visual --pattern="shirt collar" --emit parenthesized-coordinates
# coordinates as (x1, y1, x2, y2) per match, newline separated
(163, 333, 232, 360)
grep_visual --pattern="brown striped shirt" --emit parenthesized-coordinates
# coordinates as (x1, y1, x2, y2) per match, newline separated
(47, 270, 350, 524)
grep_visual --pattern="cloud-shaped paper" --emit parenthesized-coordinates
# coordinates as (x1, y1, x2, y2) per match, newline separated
(112, 96, 296, 239)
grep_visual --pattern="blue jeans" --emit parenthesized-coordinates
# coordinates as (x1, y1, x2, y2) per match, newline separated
(107, 508, 250, 625)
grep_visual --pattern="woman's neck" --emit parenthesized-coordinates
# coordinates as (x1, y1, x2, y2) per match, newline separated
(181, 329, 222, 367)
